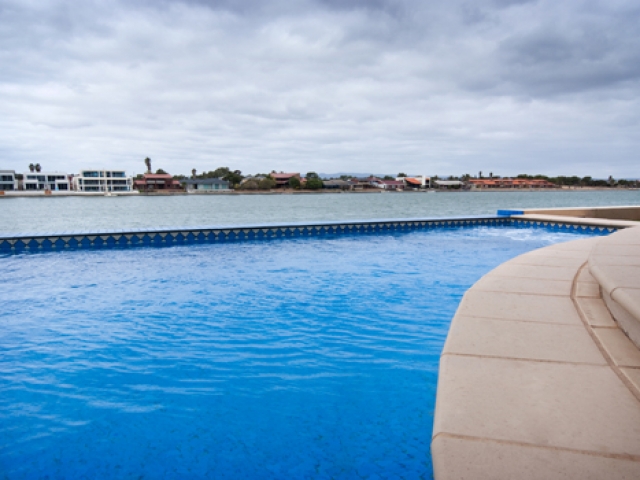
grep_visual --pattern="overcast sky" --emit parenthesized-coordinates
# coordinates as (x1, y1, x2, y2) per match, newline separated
(1, 0, 638, 177)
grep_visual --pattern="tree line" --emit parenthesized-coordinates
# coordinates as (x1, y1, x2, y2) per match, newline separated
(136, 158, 638, 189)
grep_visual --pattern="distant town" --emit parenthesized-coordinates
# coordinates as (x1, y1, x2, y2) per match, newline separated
(0, 157, 638, 195)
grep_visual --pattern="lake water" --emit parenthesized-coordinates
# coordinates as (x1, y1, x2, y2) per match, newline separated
(1, 190, 639, 234)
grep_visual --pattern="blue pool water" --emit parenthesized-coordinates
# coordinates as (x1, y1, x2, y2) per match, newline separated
(0, 226, 598, 479)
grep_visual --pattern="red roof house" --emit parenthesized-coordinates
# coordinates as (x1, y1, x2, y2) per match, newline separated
(134, 173, 183, 192)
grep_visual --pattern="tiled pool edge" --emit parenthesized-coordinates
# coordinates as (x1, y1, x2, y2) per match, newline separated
(0, 215, 616, 254)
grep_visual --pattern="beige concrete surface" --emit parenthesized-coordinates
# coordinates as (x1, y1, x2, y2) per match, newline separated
(623, 368, 640, 392)
(521, 205, 640, 221)
(577, 267, 598, 284)
(593, 328, 640, 367)
(434, 355, 640, 455)
(575, 281, 601, 298)
(473, 275, 573, 296)
(589, 226, 640, 350)
(432, 435, 640, 480)
(444, 316, 606, 364)
(457, 290, 583, 325)
(512, 213, 639, 229)
(490, 263, 579, 281)
(432, 230, 640, 479)
(575, 297, 617, 327)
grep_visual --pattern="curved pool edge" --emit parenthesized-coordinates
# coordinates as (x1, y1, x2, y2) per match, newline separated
(431, 227, 640, 479)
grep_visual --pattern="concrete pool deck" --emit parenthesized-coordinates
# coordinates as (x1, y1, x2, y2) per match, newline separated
(432, 220, 640, 478)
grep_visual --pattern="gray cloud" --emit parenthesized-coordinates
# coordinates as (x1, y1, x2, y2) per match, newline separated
(0, 0, 638, 177)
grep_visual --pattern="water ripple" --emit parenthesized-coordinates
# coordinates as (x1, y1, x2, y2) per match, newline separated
(0, 227, 594, 479)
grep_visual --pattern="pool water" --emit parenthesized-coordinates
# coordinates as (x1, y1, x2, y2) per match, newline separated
(0, 226, 598, 479)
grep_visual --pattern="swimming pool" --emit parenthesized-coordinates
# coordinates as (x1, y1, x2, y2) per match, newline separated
(0, 226, 600, 479)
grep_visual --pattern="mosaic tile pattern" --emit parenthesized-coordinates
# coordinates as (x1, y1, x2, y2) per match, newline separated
(510, 219, 617, 234)
(0, 217, 614, 255)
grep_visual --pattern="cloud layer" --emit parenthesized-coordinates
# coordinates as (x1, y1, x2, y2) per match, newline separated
(1, 0, 639, 177)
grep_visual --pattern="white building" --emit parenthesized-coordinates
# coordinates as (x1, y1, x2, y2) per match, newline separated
(0, 170, 18, 191)
(23, 172, 71, 191)
(397, 175, 431, 188)
(73, 170, 133, 192)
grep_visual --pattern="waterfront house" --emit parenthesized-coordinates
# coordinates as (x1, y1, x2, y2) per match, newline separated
(22, 171, 71, 191)
(134, 173, 183, 192)
(400, 175, 431, 189)
(323, 180, 355, 190)
(73, 170, 133, 192)
(348, 177, 378, 190)
(434, 180, 464, 189)
(184, 178, 230, 192)
(372, 179, 404, 190)
(0, 170, 17, 191)
(469, 178, 557, 189)
(270, 172, 300, 188)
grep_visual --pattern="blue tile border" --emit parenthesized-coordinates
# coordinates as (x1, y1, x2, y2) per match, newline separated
(0, 215, 615, 255)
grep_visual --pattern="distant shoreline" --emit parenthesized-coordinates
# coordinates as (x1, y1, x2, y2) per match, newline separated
(0, 186, 637, 198)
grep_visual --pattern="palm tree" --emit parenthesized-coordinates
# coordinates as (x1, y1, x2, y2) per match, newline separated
(144, 157, 152, 174)
(192, 169, 197, 178)
(29, 163, 35, 172)
(35, 163, 41, 172)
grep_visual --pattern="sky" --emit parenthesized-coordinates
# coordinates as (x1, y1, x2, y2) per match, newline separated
(0, 0, 639, 178)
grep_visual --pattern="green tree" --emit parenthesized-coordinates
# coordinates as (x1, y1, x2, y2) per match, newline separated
(198, 167, 244, 187)
(144, 157, 152, 173)
(397, 172, 407, 177)
(240, 179, 259, 190)
(258, 176, 276, 190)
(156, 169, 167, 174)
(288, 177, 301, 189)
(383, 175, 394, 180)
(305, 172, 323, 190)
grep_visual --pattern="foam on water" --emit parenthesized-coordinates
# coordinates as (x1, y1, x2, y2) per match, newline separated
(0, 226, 598, 479)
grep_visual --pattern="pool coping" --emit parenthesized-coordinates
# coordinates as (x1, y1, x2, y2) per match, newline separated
(432, 225, 640, 479)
